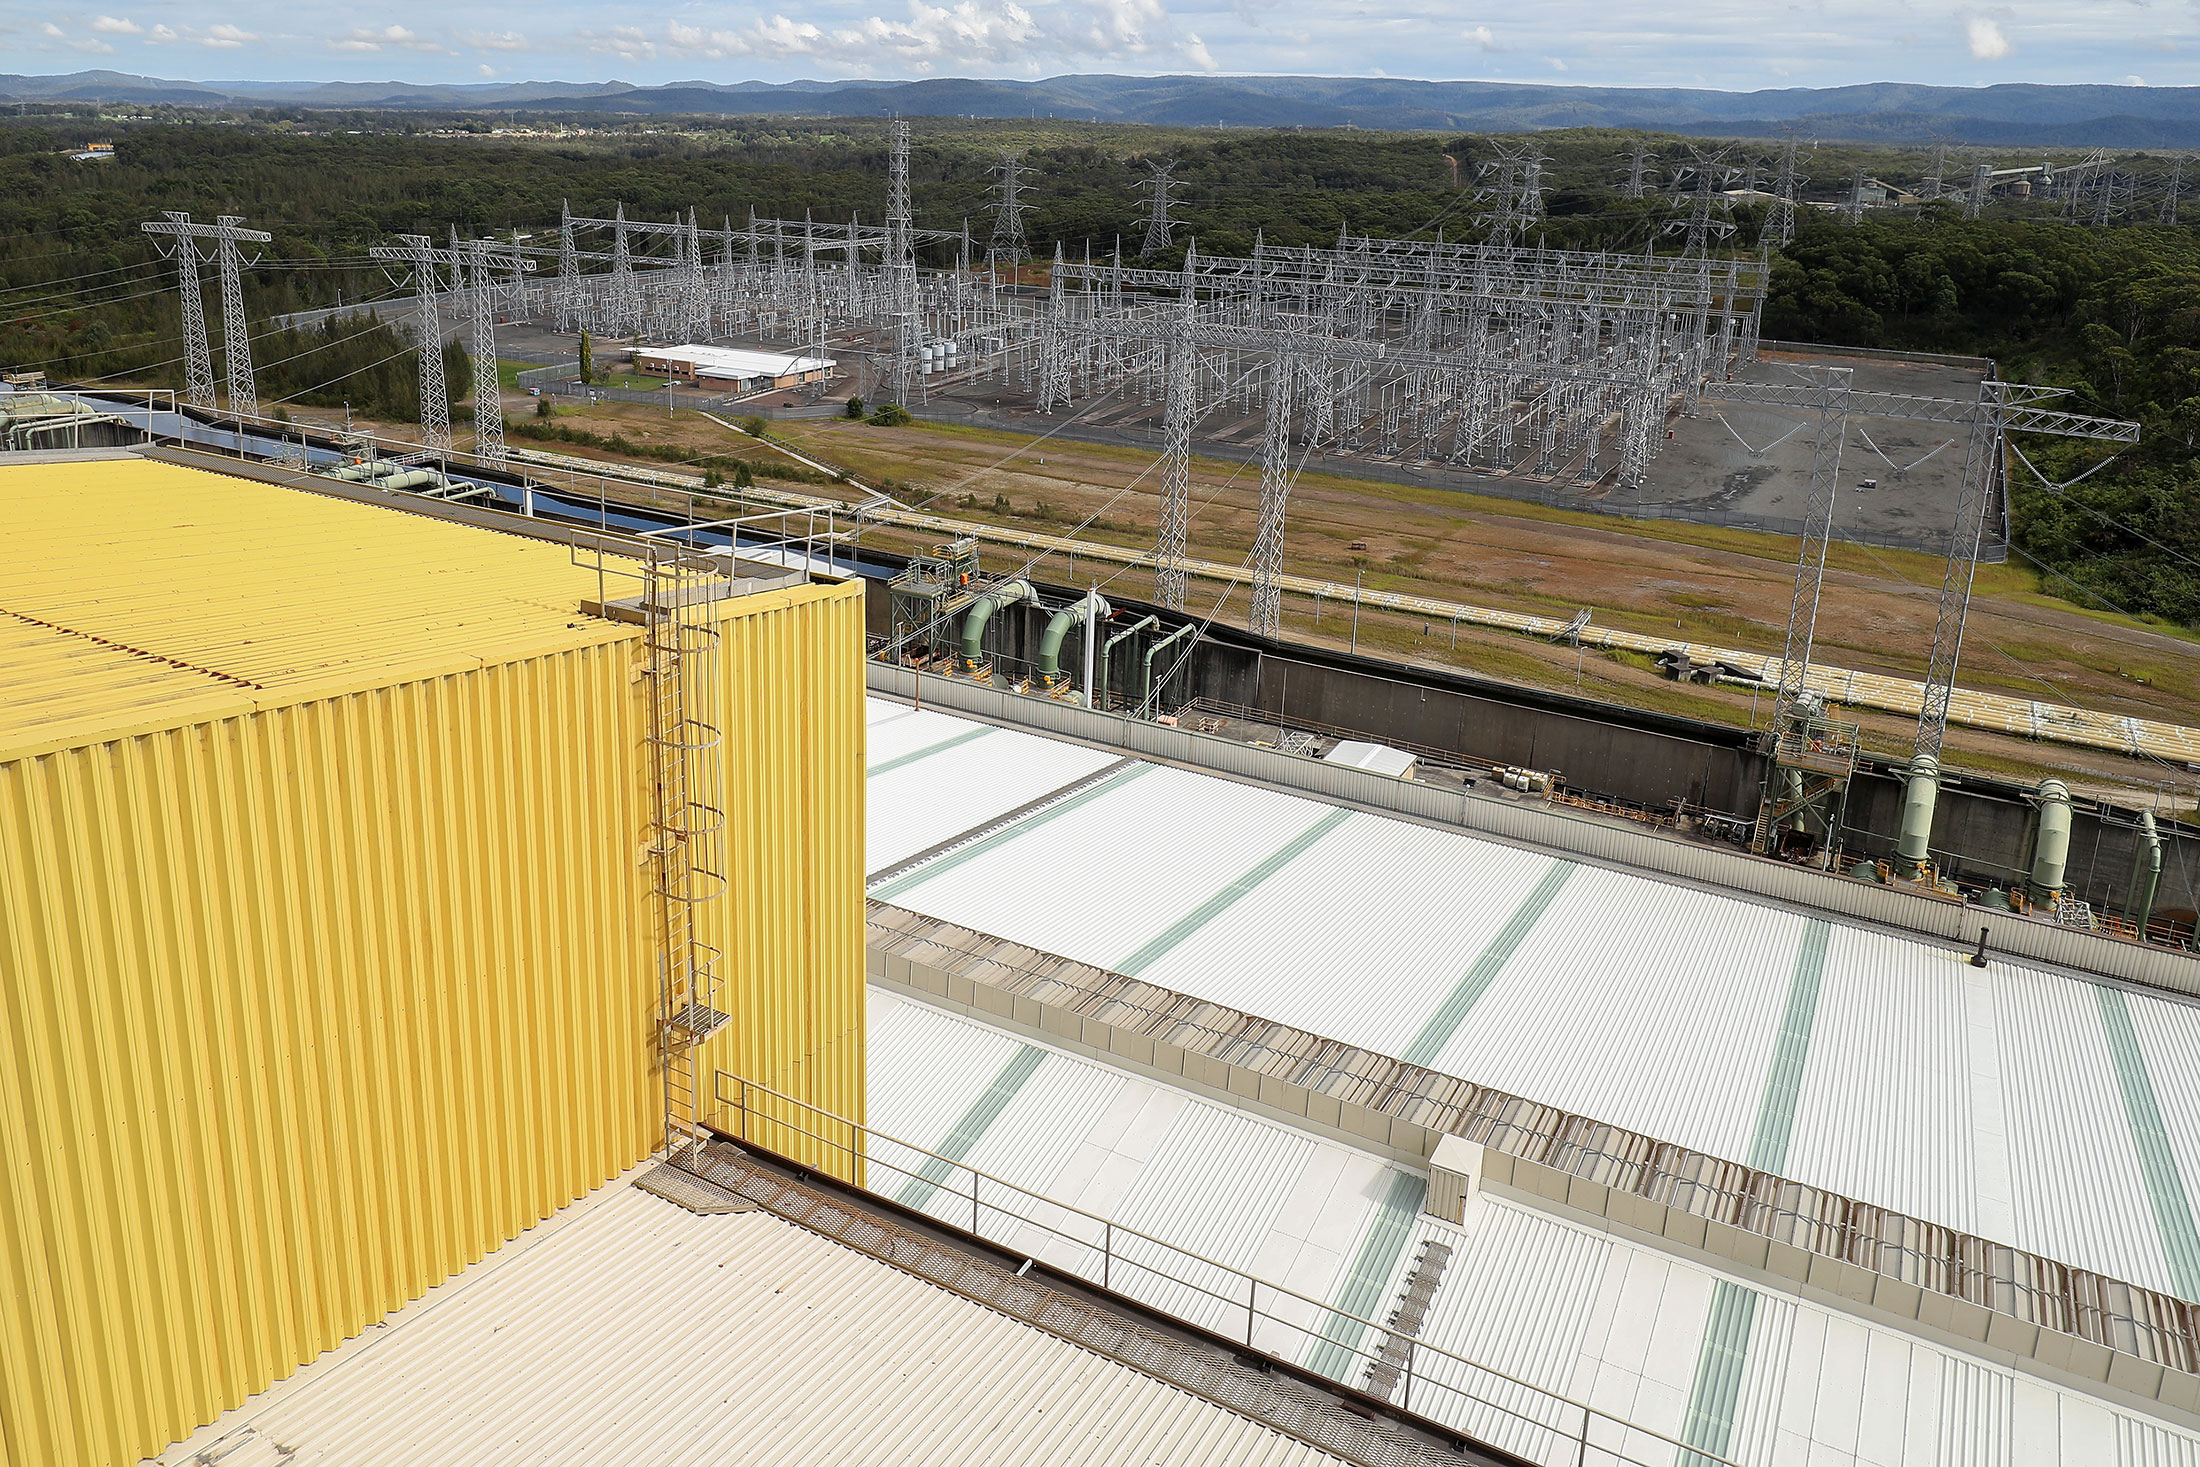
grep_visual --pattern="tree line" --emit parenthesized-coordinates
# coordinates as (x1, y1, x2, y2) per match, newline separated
(2, 116, 2197, 623)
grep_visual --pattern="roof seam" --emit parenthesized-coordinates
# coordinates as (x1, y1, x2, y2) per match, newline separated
(0, 603, 264, 691)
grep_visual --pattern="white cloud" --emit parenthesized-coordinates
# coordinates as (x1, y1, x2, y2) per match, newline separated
(41, 19, 117, 51)
(648, 0, 1210, 72)
(1464, 24, 1497, 50)
(1544, 54, 1567, 69)
(583, 23, 658, 61)
(476, 61, 502, 75)
(1965, 14, 2010, 59)
(89, 14, 142, 34)
(467, 29, 531, 50)
(2125, 72, 2147, 85)
(331, 22, 449, 53)
(139, 19, 257, 47)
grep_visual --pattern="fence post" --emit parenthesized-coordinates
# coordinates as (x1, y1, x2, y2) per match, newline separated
(972, 1169, 981, 1235)
(1103, 1222, 1112, 1292)
(1402, 1340, 1413, 1414)
(1247, 1278, 1257, 1347)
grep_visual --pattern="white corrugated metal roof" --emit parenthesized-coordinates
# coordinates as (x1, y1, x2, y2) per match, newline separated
(862, 980, 2200, 1464)
(865, 988, 1402, 1363)
(159, 1174, 1352, 1467)
(866, 703, 1121, 873)
(1381, 1195, 2200, 1467)
(639, 342, 835, 376)
(863, 695, 2200, 1302)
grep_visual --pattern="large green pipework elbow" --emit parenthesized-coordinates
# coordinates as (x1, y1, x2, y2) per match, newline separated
(1038, 594, 1112, 686)
(959, 580, 1034, 673)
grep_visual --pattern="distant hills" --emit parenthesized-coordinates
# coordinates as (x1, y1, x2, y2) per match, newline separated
(9, 70, 2200, 146)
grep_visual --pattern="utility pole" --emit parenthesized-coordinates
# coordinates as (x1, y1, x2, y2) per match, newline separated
(141, 211, 271, 415)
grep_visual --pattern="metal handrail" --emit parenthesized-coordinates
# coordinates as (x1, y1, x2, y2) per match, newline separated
(113, 394, 855, 580)
(864, 915, 2200, 1371)
(713, 1069, 1740, 1467)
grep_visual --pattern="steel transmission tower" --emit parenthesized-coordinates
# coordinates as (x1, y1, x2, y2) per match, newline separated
(610, 203, 635, 336)
(457, 232, 535, 462)
(1250, 352, 1296, 639)
(1765, 135, 1806, 247)
(1478, 143, 1550, 248)
(370, 234, 456, 455)
(1911, 387, 2132, 766)
(1924, 140, 1951, 201)
(1669, 148, 1736, 254)
(2163, 156, 2188, 225)
(885, 118, 918, 407)
(1138, 158, 1183, 255)
(1621, 138, 1657, 200)
(987, 149, 1033, 269)
(1155, 244, 1198, 610)
(556, 201, 578, 331)
(1842, 168, 1869, 226)
(1770, 367, 1852, 718)
(141, 213, 215, 408)
(1964, 163, 1992, 219)
(141, 211, 271, 414)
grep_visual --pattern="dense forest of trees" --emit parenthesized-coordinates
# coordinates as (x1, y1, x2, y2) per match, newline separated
(1, 116, 2196, 623)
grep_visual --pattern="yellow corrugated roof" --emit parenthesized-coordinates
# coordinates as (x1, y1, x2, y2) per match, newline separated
(1, 456, 637, 759)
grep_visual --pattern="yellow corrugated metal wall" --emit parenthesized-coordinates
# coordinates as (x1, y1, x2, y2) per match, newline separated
(0, 639, 656, 1467)
(695, 579, 868, 1178)
(0, 577, 868, 1467)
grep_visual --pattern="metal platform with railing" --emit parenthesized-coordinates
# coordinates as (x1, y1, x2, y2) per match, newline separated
(708, 1069, 1738, 1467)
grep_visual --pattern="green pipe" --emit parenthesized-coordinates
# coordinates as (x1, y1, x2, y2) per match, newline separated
(2131, 809, 2163, 933)
(1140, 622, 1197, 718)
(1038, 593, 1112, 688)
(1098, 615, 1158, 711)
(958, 580, 1034, 674)
(2028, 777, 2073, 903)
(1896, 754, 1940, 875)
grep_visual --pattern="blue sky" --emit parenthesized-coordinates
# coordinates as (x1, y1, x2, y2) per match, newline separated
(5, 0, 2189, 91)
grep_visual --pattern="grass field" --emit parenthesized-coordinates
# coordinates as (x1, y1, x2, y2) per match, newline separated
(323, 391, 2200, 804)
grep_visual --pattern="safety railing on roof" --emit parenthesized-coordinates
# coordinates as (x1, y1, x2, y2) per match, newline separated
(712, 1070, 1741, 1467)
(109, 394, 869, 578)
(868, 918, 2200, 1382)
